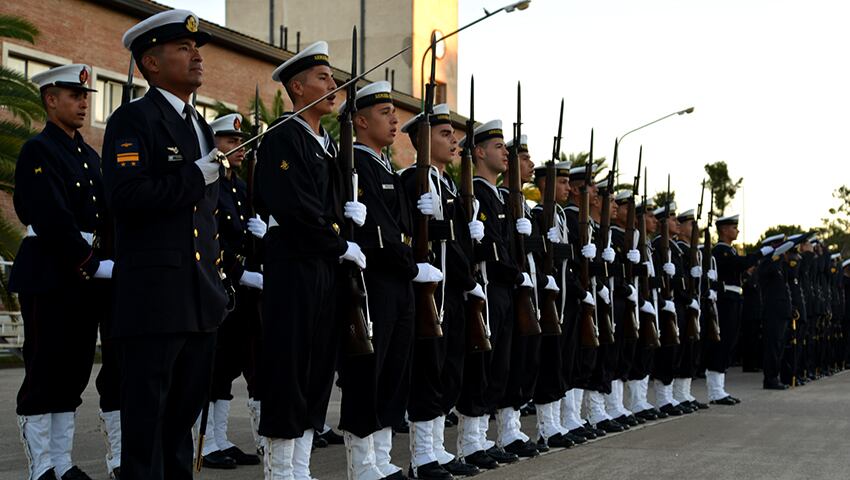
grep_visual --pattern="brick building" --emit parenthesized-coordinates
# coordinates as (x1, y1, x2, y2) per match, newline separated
(0, 0, 468, 169)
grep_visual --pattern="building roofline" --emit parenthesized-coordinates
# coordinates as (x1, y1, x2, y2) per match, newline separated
(90, 0, 469, 130)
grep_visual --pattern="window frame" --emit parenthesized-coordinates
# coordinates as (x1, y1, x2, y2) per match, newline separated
(90, 66, 149, 128)
(2, 42, 70, 79)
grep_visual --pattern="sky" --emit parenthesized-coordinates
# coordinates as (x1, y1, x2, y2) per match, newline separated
(162, 0, 848, 244)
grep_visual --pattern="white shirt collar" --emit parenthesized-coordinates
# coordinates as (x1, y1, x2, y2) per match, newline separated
(157, 88, 188, 117)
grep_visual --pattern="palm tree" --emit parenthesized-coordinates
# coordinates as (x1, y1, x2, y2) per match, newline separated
(0, 15, 42, 309)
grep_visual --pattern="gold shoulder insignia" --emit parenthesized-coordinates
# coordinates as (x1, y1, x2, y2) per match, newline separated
(479, 212, 487, 222)
(33, 166, 43, 174)
(280, 160, 290, 171)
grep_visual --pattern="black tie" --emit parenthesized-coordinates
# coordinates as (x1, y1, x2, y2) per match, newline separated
(183, 104, 201, 156)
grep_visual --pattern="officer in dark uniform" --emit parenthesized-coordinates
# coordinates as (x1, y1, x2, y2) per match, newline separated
(704, 215, 772, 403)
(780, 234, 807, 387)
(12, 63, 108, 480)
(102, 10, 229, 479)
(192, 113, 263, 469)
(400, 103, 483, 478)
(254, 40, 367, 479)
(757, 236, 796, 390)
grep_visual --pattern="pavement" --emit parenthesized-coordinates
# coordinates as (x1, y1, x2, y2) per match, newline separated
(1, 366, 848, 480)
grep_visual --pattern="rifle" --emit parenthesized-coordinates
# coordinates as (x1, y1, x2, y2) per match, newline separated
(701, 185, 721, 342)
(413, 32, 443, 339)
(684, 181, 705, 341)
(338, 27, 374, 355)
(120, 56, 135, 106)
(538, 99, 564, 336)
(658, 174, 680, 346)
(579, 129, 600, 347)
(507, 82, 541, 337)
(461, 76, 491, 353)
(634, 151, 660, 348)
(593, 139, 616, 345)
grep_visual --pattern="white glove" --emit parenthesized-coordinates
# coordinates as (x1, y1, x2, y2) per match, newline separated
(516, 218, 532, 236)
(626, 285, 638, 303)
(413, 263, 443, 283)
(194, 148, 222, 185)
(247, 215, 267, 239)
(544, 275, 560, 292)
(581, 243, 597, 259)
(598, 285, 611, 305)
(760, 246, 775, 257)
(468, 220, 485, 242)
(640, 301, 657, 316)
(340, 241, 366, 269)
(690, 266, 703, 278)
(417, 192, 436, 216)
(663, 262, 676, 277)
(344, 201, 367, 227)
(239, 270, 264, 290)
(465, 283, 486, 300)
(519, 272, 534, 288)
(547, 227, 562, 243)
(627, 249, 641, 264)
(688, 298, 700, 312)
(662, 300, 676, 314)
(94, 259, 114, 279)
(707, 269, 717, 281)
(708, 289, 718, 302)
(582, 291, 596, 306)
(602, 247, 615, 264)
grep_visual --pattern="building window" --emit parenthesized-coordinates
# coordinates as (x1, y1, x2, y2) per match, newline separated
(93, 77, 146, 124)
(6, 54, 53, 80)
(435, 81, 447, 105)
(196, 103, 220, 123)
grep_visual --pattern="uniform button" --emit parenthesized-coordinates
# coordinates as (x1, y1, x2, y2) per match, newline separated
(75, 182, 81, 188)
(83, 163, 89, 169)
(95, 213, 99, 218)
(195, 252, 201, 261)
(232, 187, 237, 193)
(237, 201, 242, 206)
(214, 208, 219, 215)
(89, 180, 94, 185)
(215, 258, 221, 266)
(194, 228, 199, 237)
(239, 215, 244, 220)
(194, 206, 198, 213)
(215, 233, 220, 240)
(77, 147, 82, 153)
(92, 195, 97, 202)
(227, 215, 231, 220)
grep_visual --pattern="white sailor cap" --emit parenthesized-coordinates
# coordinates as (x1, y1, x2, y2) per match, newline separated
(636, 197, 656, 214)
(506, 134, 528, 153)
(339, 80, 393, 113)
(715, 214, 739, 226)
(31, 64, 96, 92)
(830, 252, 841, 260)
(653, 201, 677, 218)
(808, 234, 819, 244)
(272, 41, 330, 83)
(614, 190, 633, 205)
(401, 103, 452, 136)
(533, 160, 571, 180)
(787, 233, 803, 242)
(842, 259, 850, 269)
(568, 162, 601, 183)
(122, 9, 210, 62)
(210, 113, 246, 137)
(677, 209, 695, 222)
(460, 119, 503, 147)
(761, 233, 786, 245)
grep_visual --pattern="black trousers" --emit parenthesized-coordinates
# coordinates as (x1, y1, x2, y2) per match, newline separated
(119, 332, 216, 480)
(674, 303, 699, 378)
(210, 286, 261, 401)
(259, 257, 338, 439)
(704, 293, 743, 373)
(560, 300, 580, 389)
(615, 297, 638, 381)
(16, 283, 100, 416)
(339, 272, 414, 437)
(482, 283, 514, 411)
(533, 334, 564, 405)
(97, 339, 122, 412)
(762, 313, 790, 383)
(438, 290, 469, 414)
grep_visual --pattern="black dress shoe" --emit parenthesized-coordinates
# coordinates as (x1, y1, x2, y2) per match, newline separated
(635, 409, 658, 421)
(110, 467, 121, 480)
(632, 414, 647, 424)
(313, 436, 329, 449)
(693, 401, 709, 410)
(541, 433, 574, 449)
(585, 421, 607, 437)
(569, 426, 596, 440)
(409, 461, 453, 480)
(503, 439, 539, 458)
(487, 446, 520, 463)
(652, 408, 669, 419)
(595, 419, 625, 433)
(37, 469, 58, 480)
(446, 412, 459, 427)
(382, 471, 408, 480)
(61, 466, 94, 480)
(464, 450, 499, 469)
(202, 450, 237, 469)
(222, 445, 261, 465)
(441, 458, 480, 476)
(615, 414, 639, 427)
(677, 403, 695, 414)
(563, 431, 587, 444)
(710, 396, 736, 406)
(318, 428, 345, 445)
(763, 382, 789, 390)
(659, 404, 683, 416)
(533, 438, 550, 452)
(729, 396, 742, 404)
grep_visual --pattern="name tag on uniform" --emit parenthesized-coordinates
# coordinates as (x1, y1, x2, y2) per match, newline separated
(168, 155, 184, 162)
(382, 183, 394, 190)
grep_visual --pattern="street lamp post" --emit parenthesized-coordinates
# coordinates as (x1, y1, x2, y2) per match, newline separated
(418, 0, 531, 108)
(615, 106, 694, 185)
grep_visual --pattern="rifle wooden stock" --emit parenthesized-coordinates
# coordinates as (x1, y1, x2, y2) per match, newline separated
(539, 159, 561, 336)
(622, 194, 640, 341)
(595, 183, 615, 346)
(701, 200, 721, 342)
(578, 164, 598, 347)
(657, 198, 680, 347)
(684, 219, 701, 341)
(636, 165, 661, 349)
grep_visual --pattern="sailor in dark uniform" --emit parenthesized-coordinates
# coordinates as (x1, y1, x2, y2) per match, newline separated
(400, 103, 483, 479)
(757, 235, 796, 390)
(192, 113, 263, 469)
(253, 40, 367, 479)
(780, 234, 807, 387)
(103, 10, 229, 479)
(11, 64, 108, 480)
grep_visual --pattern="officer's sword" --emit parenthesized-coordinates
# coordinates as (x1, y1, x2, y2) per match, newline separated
(221, 43, 412, 157)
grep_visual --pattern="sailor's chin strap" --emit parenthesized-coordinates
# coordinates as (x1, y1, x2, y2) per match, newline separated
(429, 167, 447, 324)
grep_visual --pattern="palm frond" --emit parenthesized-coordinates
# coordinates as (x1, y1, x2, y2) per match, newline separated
(0, 214, 22, 261)
(0, 15, 38, 44)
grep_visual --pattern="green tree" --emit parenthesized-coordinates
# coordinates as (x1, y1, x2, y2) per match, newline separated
(0, 15, 42, 309)
(760, 224, 802, 243)
(704, 161, 742, 217)
(653, 190, 676, 208)
(821, 185, 850, 256)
